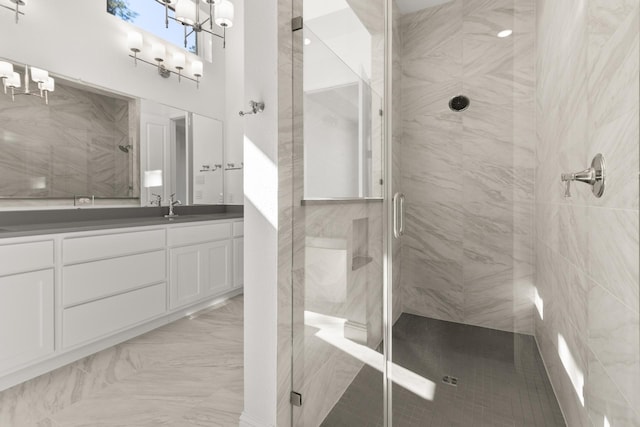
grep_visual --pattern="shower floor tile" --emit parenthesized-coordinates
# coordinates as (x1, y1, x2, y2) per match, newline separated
(321, 314, 565, 427)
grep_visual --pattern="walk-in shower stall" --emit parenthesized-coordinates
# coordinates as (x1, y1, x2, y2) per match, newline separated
(290, 0, 639, 425)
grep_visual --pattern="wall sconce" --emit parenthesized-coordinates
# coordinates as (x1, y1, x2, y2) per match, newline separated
(1, 0, 25, 23)
(0, 61, 55, 104)
(127, 32, 203, 87)
(155, 0, 234, 49)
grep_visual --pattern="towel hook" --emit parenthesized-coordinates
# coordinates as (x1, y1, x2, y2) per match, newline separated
(239, 100, 265, 117)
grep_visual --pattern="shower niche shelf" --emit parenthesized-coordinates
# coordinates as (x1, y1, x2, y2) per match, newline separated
(351, 218, 371, 271)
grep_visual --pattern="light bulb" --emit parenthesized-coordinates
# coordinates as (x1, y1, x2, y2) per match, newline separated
(0, 61, 14, 79)
(6, 72, 21, 88)
(30, 67, 49, 84)
(173, 52, 186, 70)
(128, 32, 143, 52)
(214, 0, 234, 28)
(152, 43, 166, 62)
(41, 77, 55, 92)
(175, 0, 197, 25)
(497, 29, 513, 38)
(192, 60, 203, 77)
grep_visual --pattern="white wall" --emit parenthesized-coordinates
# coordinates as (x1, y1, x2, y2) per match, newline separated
(224, 0, 245, 204)
(0, 0, 225, 119)
(241, 0, 279, 425)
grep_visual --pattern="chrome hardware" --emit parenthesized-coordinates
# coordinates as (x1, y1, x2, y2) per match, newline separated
(393, 193, 406, 239)
(239, 100, 265, 117)
(199, 164, 223, 172)
(290, 391, 303, 407)
(561, 154, 606, 198)
(225, 162, 244, 171)
(151, 193, 162, 207)
(164, 193, 182, 217)
(291, 16, 303, 31)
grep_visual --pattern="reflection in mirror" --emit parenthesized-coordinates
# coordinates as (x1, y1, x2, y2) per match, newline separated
(0, 58, 225, 209)
(303, 17, 383, 199)
(140, 99, 223, 206)
(0, 60, 139, 204)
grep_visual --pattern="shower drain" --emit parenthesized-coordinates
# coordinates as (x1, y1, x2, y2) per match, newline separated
(442, 375, 458, 386)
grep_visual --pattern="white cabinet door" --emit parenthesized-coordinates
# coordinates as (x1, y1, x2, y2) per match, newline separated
(169, 245, 204, 309)
(170, 239, 234, 309)
(233, 238, 244, 288)
(0, 270, 54, 374)
(203, 240, 232, 296)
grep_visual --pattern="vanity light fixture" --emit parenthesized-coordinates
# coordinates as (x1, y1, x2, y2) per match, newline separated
(127, 33, 204, 88)
(1, 0, 25, 23)
(0, 61, 55, 104)
(154, 0, 233, 49)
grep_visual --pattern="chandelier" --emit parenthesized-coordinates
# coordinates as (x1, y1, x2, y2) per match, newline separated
(0, 0, 25, 23)
(0, 62, 55, 105)
(155, 0, 234, 49)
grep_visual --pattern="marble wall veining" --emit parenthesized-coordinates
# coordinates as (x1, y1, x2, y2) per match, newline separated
(0, 79, 138, 200)
(398, 0, 536, 334)
(535, 0, 640, 425)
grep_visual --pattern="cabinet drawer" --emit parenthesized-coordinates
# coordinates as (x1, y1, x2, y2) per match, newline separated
(168, 222, 231, 247)
(62, 283, 166, 349)
(233, 221, 244, 237)
(0, 270, 54, 374)
(63, 229, 165, 264)
(0, 240, 54, 276)
(63, 250, 166, 307)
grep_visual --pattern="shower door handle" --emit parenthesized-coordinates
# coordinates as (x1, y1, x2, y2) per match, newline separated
(393, 193, 405, 238)
(399, 194, 406, 236)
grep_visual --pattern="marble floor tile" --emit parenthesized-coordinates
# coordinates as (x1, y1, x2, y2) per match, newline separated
(2, 295, 245, 427)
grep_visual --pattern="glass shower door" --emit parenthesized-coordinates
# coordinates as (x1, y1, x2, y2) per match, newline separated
(290, 0, 388, 425)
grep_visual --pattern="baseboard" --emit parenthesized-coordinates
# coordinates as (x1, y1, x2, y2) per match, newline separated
(239, 411, 274, 427)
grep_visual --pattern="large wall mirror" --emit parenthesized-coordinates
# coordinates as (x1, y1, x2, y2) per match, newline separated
(0, 58, 224, 209)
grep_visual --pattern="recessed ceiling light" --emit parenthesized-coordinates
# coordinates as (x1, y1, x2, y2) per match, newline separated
(497, 29, 513, 38)
(304, 38, 311, 46)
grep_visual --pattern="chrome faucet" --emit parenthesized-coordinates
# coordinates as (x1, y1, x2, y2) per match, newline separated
(560, 154, 606, 198)
(151, 193, 162, 206)
(165, 193, 182, 218)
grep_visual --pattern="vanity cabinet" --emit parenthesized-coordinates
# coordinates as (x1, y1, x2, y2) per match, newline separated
(0, 218, 243, 391)
(168, 222, 233, 309)
(61, 229, 167, 349)
(169, 240, 231, 309)
(0, 241, 55, 375)
(233, 221, 244, 288)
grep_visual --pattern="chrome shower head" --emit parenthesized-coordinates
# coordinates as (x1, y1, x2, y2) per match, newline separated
(118, 144, 133, 153)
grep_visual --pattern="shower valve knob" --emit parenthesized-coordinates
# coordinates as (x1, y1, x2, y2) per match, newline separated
(560, 154, 605, 198)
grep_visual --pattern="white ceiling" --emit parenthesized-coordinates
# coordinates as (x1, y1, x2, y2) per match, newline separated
(395, 0, 453, 15)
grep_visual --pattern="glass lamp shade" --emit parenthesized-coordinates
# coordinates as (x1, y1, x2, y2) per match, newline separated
(128, 32, 143, 52)
(175, 0, 197, 25)
(214, 0, 234, 28)
(41, 77, 55, 92)
(173, 52, 186, 70)
(30, 67, 49, 84)
(6, 72, 21, 88)
(0, 61, 14, 79)
(192, 60, 203, 77)
(152, 43, 166, 62)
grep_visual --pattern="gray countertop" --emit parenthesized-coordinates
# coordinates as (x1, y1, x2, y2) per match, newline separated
(0, 206, 243, 239)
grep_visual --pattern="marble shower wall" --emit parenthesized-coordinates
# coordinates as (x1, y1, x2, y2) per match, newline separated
(399, 0, 536, 334)
(0, 79, 137, 199)
(535, 0, 640, 425)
